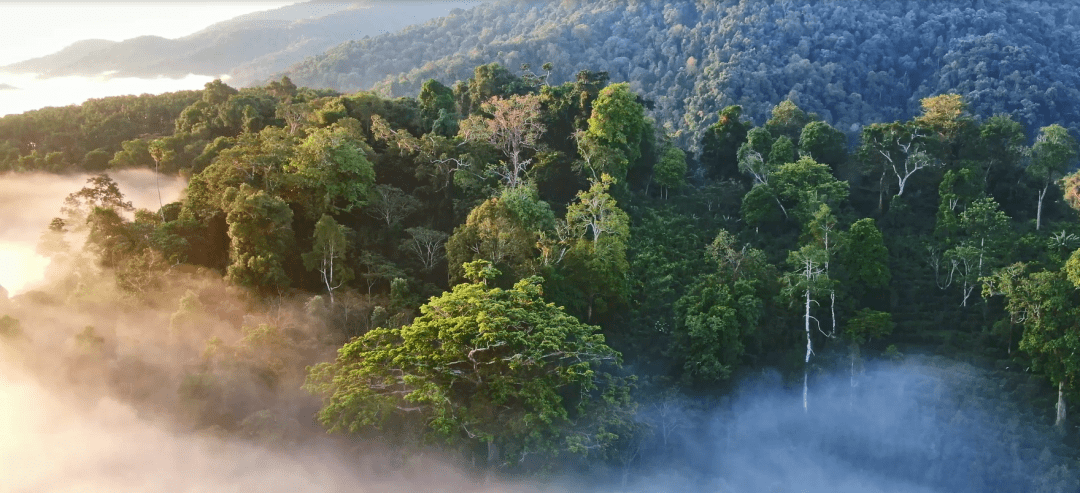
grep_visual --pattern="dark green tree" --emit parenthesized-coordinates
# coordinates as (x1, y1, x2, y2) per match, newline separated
(700, 105, 751, 181)
(799, 120, 847, 168)
(223, 184, 295, 293)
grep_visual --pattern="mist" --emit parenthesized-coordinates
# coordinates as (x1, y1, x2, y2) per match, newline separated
(0, 169, 185, 294)
(0, 72, 222, 117)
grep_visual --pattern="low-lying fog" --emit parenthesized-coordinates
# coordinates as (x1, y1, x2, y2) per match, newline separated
(0, 72, 221, 117)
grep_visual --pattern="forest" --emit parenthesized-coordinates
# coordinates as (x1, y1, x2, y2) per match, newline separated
(280, 0, 1080, 154)
(2, 51, 1080, 493)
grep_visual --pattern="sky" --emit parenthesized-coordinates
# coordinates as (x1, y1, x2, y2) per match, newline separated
(0, 2, 302, 116)
(0, 2, 301, 67)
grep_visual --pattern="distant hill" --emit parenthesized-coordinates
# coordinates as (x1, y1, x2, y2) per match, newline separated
(2, 1, 481, 84)
(280, 0, 1080, 148)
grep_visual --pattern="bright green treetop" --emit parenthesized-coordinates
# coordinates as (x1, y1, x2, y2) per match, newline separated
(305, 260, 633, 466)
(579, 82, 647, 182)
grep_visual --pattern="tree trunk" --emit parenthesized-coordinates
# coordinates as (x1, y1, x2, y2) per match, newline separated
(804, 288, 812, 412)
(487, 441, 499, 467)
(1037, 185, 1048, 231)
(1056, 380, 1067, 429)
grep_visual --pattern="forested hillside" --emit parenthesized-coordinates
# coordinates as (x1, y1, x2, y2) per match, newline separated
(3, 30, 1080, 493)
(283, 0, 1080, 152)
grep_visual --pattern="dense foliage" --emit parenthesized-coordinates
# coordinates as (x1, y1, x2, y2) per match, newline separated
(281, 0, 1080, 153)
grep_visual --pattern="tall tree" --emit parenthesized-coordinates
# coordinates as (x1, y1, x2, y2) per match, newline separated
(223, 184, 295, 293)
(401, 227, 449, 273)
(700, 105, 750, 181)
(987, 264, 1080, 429)
(798, 120, 847, 169)
(560, 174, 631, 321)
(288, 122, 376, 217)
(765, 100, 811, 145)
(305, 261, 632, 467)
(576, 83, 647, 183)
(671, 230, 771, 386)
(459, 94, 546, 188)
(947, 196, 1012, 306)
(1029, 124, 1078, 230)
(653, 145, 687, 200)
(784, 243, 831, 412)
(303, 214, 353, 305)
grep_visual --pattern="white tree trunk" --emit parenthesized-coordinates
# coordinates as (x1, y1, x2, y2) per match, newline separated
(804, 288, 812, 412)
(1057, 380, 1067, 429)
(1037, 185, 1048, 231)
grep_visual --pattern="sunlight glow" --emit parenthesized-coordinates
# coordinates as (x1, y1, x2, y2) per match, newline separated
(0, 242, 49, 296)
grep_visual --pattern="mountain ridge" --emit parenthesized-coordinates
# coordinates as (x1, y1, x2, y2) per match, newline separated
(2, 1, 482, 82)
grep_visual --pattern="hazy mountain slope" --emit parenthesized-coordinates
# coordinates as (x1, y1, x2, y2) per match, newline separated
(282, 0, 1080, 148)
(2, 1, 479, 84)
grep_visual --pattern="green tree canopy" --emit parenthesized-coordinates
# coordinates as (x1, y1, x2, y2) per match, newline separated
(578, 82, 647, 182)
(700, 105, 751, 181)
(1029, 124, 1078, 230)
(653, 145, 687, 199)
(306, 261, 632, 467)
(799, 120, 847, 168)
(223, 184, 295, 293)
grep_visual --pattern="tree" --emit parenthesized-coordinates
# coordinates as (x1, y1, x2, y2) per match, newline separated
(577, 83, 647, 182)
(418, 79, 457, 135)
(401, 227, 448, 273)
(561, 174, 631, 321)
(653, 145, 687, 199)
(303, 214, 353, 305)
(741, 156, 848, 227)
(446, 186, 553, 283)
(842, 309, 894, 388)
(767, 135, 796, 168)
(799, 120, 847, 168)
(459, 94, 545, 188)
(915, 93, 970, 148)
(357, 251, 404, 295)
(858, 122, 937, 210)
(784, 243, 831, 412)
(737, 126, 775, 185)
(148, 139, 176, 218)
(108, 139, 154, 169)
(946, 197, 1012, 306)
(305, 261, 633, 467)
(986, 264, 1080, 429)
(60, 174, 134, 231)
(671, 230, 770, 386)
(765, 100, 811, 145)
(975, 114, 1027, 185)
(223, 184, 295, 293)
(840, 218, 891, 291)
(700, 105, 750, 181)
(288, 122, 375, 216)
(366, 184, 420, 227)
(1029, 124, 1078, 230)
